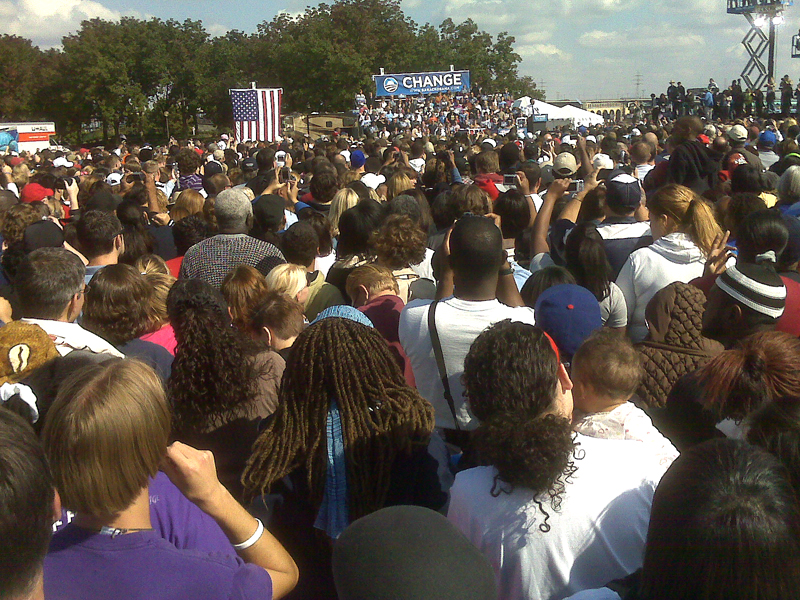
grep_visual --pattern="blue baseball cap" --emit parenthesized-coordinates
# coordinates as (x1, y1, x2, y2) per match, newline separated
(534, 284, 603, 362)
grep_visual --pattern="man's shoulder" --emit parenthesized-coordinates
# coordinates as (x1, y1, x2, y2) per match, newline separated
(235, 235, 284, 258)
(597, 219, 651, 240)
(182, 237, 214, 258)
(400, 298, 435, 322)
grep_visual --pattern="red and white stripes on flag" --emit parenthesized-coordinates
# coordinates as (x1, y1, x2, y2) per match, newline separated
(230, 88, 283, 142)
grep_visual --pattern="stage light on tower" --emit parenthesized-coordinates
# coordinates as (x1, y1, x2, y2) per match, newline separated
(728, 0, 791, 90)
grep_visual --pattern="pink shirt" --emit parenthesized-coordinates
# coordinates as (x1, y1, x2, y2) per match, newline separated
(140, 324, 177, 356)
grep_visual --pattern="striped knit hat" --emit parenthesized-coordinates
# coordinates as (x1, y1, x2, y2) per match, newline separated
(716, 260, 786, 319)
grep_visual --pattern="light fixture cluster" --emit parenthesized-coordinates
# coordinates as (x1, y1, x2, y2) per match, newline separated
(753, 10, 785, 27)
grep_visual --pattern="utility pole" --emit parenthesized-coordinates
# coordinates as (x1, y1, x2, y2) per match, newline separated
(634, 72, 643, 99)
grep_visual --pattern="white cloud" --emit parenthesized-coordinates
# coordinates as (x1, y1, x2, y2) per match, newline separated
(518, 43, 572, 61)
(205, 22, 229, 37)
(519, 30, 553, 43)
(0, 0, 122, 47)
(578, 26, 706, 52)
(7, 0, 800, 102)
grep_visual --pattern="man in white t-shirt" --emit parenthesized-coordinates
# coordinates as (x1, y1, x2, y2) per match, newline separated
(399, 215, 535, 433)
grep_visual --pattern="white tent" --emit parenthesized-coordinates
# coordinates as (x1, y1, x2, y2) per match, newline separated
(556, 104, 605, 127)
(512, 97, 605, 127)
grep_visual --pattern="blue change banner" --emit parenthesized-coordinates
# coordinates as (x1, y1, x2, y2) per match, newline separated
(374, 70, 471, 97)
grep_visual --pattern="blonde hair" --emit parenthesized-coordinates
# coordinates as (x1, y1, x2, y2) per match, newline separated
(339, 170, 362, 187)
(329, 188, 360, 236)
(135, 254, 169, 276)
(346, 263, 398, 302)
(144, 272, 176, 327)
(265, 263, 307, 300)
(171, 189, 205, 222)
(386, 171, 413, 202)
(647, 184, 721, 256)
(11, 163, 29, 188)
(42, 360, 170, 516)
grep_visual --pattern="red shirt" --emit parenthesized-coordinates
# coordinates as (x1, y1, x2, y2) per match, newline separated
(166, 256, 183, 278)
(777, 275, 800, 336)
(359, 294, 415, 387)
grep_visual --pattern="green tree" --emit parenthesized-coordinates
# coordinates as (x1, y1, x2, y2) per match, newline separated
(0, 35, 46, 120)
(253, 0, 420, 112)
(11, 0, 545, 142)
(195, 30, 255, 129)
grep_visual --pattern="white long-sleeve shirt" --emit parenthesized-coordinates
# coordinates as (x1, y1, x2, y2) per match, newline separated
(616, 232, 706, 342)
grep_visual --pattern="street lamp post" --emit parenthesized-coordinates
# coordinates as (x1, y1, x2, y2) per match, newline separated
(164, 111, 170, 141)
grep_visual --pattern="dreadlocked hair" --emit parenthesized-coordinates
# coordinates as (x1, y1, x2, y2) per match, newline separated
(166, 278, 263, 434)
(242, 317, 435, 521)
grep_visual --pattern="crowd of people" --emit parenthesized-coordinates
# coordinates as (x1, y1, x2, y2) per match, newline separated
(356, 90, 519, 138)
(4, 97, 800, 600)
(643, 76, 800, 124)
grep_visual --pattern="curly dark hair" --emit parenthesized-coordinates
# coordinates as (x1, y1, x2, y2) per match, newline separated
(370, 214, 426, 270)
(172, 215, 210, 257)
(243, 317, 435, 520)
(175, 147, 202, 177)
(464, 319, 579, 531)
(2, 203, 40, 245)
(309, 168, 340, 204)
(166, 278, 264, 434)
(82, 264, 155, 347)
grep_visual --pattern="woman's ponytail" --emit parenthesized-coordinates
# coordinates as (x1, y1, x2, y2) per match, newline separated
(685, 196, 722, 257)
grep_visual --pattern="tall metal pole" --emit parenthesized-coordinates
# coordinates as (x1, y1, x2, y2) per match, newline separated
(769, 18, 777, 82)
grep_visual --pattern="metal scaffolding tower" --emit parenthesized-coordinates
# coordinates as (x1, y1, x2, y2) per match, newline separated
(728, 0, 791, 89)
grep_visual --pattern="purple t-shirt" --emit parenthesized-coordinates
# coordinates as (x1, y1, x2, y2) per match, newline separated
(44, 526, 272, 600)
(54, 472, 234, 556)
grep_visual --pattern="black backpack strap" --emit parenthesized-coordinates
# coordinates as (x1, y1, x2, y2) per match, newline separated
(427, 300, 460, 430)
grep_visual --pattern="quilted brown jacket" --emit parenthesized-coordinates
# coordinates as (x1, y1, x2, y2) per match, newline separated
(636, 282, 723, 407)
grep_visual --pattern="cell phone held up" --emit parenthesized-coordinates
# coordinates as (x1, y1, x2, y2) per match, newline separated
(278, 167, 294, 184)
(503, 173, 518, 188)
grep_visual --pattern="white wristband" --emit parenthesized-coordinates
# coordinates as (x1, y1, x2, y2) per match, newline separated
(233, 518, 264, 551)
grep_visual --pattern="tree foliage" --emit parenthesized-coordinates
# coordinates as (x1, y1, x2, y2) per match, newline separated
(5, 0, 541, 143)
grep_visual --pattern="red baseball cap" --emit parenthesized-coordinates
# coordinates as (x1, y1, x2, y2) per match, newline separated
(20, 182, 55, 203)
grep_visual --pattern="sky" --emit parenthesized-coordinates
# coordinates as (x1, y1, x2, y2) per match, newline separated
(5, 0, 800, 101)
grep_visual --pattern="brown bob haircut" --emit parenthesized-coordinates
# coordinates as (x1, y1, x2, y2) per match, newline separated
(221, 264, 270, 332)
(42, 359, 170, 516)
(82, 264, 155, 346)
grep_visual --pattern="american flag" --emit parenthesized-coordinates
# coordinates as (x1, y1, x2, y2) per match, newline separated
(230, 88, 283, 142)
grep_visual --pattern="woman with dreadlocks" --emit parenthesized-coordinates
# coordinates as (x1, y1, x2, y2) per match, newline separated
(447, 320, 673, 600)
(167, 278, 283, 502)
(242, 306, 447, 600)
